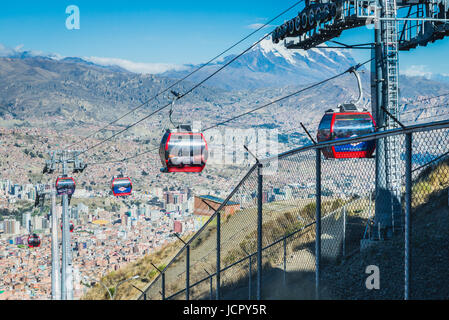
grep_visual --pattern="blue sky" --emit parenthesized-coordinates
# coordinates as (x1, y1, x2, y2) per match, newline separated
(1, 0, 448, 76)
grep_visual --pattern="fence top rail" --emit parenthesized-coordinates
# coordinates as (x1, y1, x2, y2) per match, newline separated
(140, 119, 449, 299)
(163, 198, 362, 300)
(139, 163, 258, 299)
(262, 119, 449, 164)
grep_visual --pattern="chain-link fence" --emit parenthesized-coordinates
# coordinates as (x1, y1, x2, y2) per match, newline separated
(139, 120, 449, 300)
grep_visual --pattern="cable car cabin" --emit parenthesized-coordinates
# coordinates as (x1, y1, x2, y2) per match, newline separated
(55, 177, 76, 196)
(159, 126, 208, 173)
(317, 104, 376, 159)
(111, 177, 132, 197)
(60, 221, 74, 233)
(27, 234, 41, 248)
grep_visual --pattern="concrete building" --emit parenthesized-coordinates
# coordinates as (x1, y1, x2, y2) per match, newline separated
(4, 219, 20, 235)
(22, 213, 31, 232)
(174, 220, 182, 234)
(193, 195, 240, 218)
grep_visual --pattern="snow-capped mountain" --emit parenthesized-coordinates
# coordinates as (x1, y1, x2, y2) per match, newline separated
(161, 36, 358, 91)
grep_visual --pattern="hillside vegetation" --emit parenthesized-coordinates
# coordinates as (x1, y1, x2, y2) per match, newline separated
(83, 157, 449, 300)
(82, 196, 351, 300)
(81, 239, 186, 300)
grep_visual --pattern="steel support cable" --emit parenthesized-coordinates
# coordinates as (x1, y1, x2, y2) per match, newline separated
(86, 58, 374, 166)
(401, 92, 449, 105)
(202, 58, 374, 132)
(76, 31, 295, 159)
(64, 0, 305, 150)
(401, 102, 449, 115)
(405, 111, 449, 121)
(69, 7, 397, 166)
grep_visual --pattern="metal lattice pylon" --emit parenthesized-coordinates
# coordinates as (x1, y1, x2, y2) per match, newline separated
(382, 0, 403, 234)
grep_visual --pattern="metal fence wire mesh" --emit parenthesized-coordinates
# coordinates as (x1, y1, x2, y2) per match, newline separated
(140, 121, 449, 300)
(258, 150, 317, 300)
(409, 128, 449, 299)
(320, 134, 406, 300)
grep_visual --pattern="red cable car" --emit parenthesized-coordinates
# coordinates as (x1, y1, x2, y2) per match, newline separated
(56, 176, 76, 196)
(317, 104, 376, 159)
(111, 177, 132, 197)
(159, 126, 208, 173)
(61, 221, 74, 233)
(27, 234, 41, 248)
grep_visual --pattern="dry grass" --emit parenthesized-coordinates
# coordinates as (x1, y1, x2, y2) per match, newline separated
(82, 238, 186, 300)
(412, 159, 449, 208)
(81, 195, 355, 300)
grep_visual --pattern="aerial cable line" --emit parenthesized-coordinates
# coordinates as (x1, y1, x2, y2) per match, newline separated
(401, 102, 449, 115)
(64, 0, 305, 150)
(76, 22, 303, 157)
(203, 59, 374, 132)
(87, 58, 374, 166)
(87, 118, 321, 166)
(88, 147, 159, 166)
(401, 92, 449, 106)
(407, 111, 449, 121)
(73, 2, 306, 158)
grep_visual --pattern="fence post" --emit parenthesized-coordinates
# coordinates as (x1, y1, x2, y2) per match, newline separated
(186, 244, 190, 301)
(151, 263, 165, 300)
(210, 275, 213, 300)
(216, 209, 221, 300)
(315, 148, 322, 300)
(405, 132, 412, 300)
(257, 162, 263, 300)
(161, 273, 165, 300)
(248, 255, 252, 300)
(342, 206, 346, 258)
(283, 237, 287, 286)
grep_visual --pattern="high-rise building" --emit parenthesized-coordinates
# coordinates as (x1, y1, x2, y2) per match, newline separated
(22, 213, 32, 232)
(174, 220, 182, 233)
(0, 180, 11, 193)
(77, 203, 89, 215)
(12, 184, 21, 196)
(41, 217, 49, 230)
(32, 215, 43, 230)
(4, 219, 20, 235)
(150, 210, 161, 222)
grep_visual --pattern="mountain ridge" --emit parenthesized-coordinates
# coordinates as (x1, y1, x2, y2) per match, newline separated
(161, 37, 359, 91)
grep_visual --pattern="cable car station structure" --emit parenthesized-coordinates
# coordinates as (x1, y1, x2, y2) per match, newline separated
(272, 0, 449, 239)
(42, 150, 86, 300)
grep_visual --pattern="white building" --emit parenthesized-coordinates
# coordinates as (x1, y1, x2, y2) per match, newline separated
(22, 212, 32, 232)
(4, 219, 20, 235)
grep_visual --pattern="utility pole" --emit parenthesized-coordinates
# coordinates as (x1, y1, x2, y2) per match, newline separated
(43, 150, 86, 300)
(36, 183, 60, 300)
(373, 0, 402, 240)
(51, 188, 60, 300)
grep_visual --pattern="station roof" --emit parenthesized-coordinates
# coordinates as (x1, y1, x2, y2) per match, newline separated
(197, 195, 239, 206)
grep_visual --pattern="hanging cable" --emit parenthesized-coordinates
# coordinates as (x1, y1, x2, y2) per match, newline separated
(401, 102, 449, 115)
(74, 17, 310, 159)
(203, 58, 374, 132)
(86, 58, 375, 166)
(64, 0, 305, 150)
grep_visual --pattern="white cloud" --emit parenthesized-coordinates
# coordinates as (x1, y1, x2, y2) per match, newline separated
(246, 23, 273, 30)
(0, 43, 63, 59)
(0, 44, 16, 56)
(83, 56, 187, 74)
(401, 65, 433, 79)
(0, 43, 184, 74)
